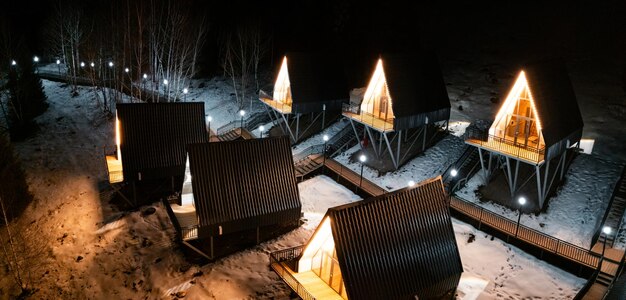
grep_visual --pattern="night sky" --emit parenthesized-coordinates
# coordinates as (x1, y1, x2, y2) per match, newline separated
(2, 0, 625, 82)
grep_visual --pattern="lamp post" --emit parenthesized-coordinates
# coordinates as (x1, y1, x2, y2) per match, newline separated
(323, 134, 329, 167)
(207, 116, 212, 141)
(357, 154, 367, 193)
(239, 110, 246, 129)
(450, 168, 458, 177)
(11, 60, 16, 67)
(408, 180, 415, 187)
(602, 226, 612, 260)
(33, 56, 39, 73)
(515, 196, 526, 237)
(80, 62, 85, 68)
(163, 79, 169, 101)
(56, 59, 61, 75)
(259, 125, 265, 138)
(90, 62, 95, 68)
(183, 88, 188, 102)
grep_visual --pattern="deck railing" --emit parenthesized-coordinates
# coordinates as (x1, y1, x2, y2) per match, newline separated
(342, 103, 394, 132)
(465, 128, 545, 163)
(293, 144, 325, 164)
(269, 246, 317, 300)
(451, 195, 601, 268)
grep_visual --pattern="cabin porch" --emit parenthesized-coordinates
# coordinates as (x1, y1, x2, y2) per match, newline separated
(259, 89, 292, 114)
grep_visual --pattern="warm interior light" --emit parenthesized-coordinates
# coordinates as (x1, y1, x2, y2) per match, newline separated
(115, 112, 121, 161)
(489, 71, 544, 147)
(181, 156, 194, 206)
(298, 217, 333, 272)
(273, 56, 292, 106)
(361, 59, 394, 121)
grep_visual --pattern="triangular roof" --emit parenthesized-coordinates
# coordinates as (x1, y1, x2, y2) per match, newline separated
(116, 103, 207, 181)
(319, 177, 462, 299)
(279, 52, 349, 106)
(186, 137, 301, 238)
(376, 52, 451, 119)
(520, 59, 583, 146)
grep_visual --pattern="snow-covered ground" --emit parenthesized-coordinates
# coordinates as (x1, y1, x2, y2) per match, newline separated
(455, 154, 622, 248)
(0, 79, 585, 298)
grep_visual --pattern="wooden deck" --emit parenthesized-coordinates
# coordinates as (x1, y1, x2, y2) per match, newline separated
(342, 111, 394, 133)
(260, 97, 292, 114)
(272, 262, 344, 300)
(466, 137, 544, 164)
(171, 203, 199, 241)
(105, 155, 123, 183)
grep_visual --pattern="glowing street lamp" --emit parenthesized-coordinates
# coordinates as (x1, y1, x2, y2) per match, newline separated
(33, 56, 39, 63)
(207, 116, 213, 140)
(408, 180, 416, 187)
(259, 125, 265, 138)
(143, 73, 147, 79)
(11, 60, 16, 66)
(515, 196, 526, 236)
(80, 62, 85, 68)
(239, 110, 246, 129)
(450, 168, 458, 177)
(90, 62, 95, 67)
(602, 226, 612, 259)
(108, 61, 114, 68)
(357, 154, 367, 192)
(183, 88, 188, 102)
(323, 134, 329, 166)
(124, 67, 129, 73)
(56, 59, 61, 75)
(163, 79, 169, 101)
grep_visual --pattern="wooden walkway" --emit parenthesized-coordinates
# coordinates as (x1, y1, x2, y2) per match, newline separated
(466, 137, 544, 164)
(323, 157, 386, 197)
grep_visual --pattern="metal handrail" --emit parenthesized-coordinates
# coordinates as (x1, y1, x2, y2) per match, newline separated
(342, 103, 359, 114)
(451, 195, 602, 268)
(269, 246, 317, 300)
(603, 250, 626, 300)
(293, 144, 325, 164)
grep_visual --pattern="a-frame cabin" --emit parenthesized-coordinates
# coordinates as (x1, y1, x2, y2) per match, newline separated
(259, 52, 349, 144)
(163, 137, 302, 259)
(342, 53, 451, 170)
(271, 177, 462, 300)
(466, 59, 584, 211)
(104, 103, 208, 205)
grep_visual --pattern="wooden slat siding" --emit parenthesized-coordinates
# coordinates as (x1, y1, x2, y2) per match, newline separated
(117, 103, 207, 181)
(284, 52, 349, 114)
(187, 137, 301, 238)
(450, 196, 601, 268)
(329, 177, 462, 300)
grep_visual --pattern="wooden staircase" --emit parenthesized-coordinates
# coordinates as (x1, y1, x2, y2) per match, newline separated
(597, 166, 626, 247)
(294, 155, 323, 180)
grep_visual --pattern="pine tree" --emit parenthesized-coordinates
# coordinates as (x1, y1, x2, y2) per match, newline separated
(7, 58, 48, 140)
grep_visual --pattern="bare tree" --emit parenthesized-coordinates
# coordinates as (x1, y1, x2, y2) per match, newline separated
(220, 23, 269, 110)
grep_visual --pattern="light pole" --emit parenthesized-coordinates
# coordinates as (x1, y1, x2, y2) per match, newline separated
(357, 154, 367, 193)
(515, 196, 526, 237)
(259, 125, 265, 138)
(239, 110, 246, 129)
(183, 88, 188, 102)
(323, 134, 329, 167)
(602, 226, 612, 260)
(163, 79, 169, 101)
(207, 116, 213, 140)
(33, 56, 39, 73)
(142, 74, 148, 100)
(56, 59, 61, 75)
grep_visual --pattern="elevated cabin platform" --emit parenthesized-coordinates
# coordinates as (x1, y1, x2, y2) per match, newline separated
(271, 261, 344, 300)
(259, 91, 292, 114)
(342, 109, 394, 133)
(466, 135, 545, 165)
(105, 155, 124, 184)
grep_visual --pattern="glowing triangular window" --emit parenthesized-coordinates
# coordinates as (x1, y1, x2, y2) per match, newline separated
(273, 56, 292, 105)
(489, 71, 544, 148)
(361, 59, 394, 121)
